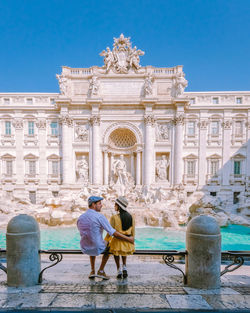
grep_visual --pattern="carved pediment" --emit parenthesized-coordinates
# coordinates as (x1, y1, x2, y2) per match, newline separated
(1, 153, 15, 159)
(24, 153, 38, 160)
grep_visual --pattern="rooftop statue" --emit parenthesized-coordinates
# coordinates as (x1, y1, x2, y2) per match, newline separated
(100, 34, 144, 73)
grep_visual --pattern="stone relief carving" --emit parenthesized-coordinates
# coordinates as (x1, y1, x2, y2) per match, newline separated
(76, 156, 89, 182)
(75, 124, 88, 141)
(13, 119, 23, 129)
(88, 76, 99, 97)
(35, 97, 49, 103)
(12, 97, 25, 103)
(156, 155, 170, 182)
(157, 123, 169, 140)
(60, 114, 73, 127)
(100, 33, 144, 74)
(199, 120, 208, 129)
(143, 74, 153, 96)
(223, 120, 232, 130)
(36, 119, 47, 129)
(172, 72, 188, 98)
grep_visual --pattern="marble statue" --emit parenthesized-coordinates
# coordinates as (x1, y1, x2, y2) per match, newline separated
(88, 76, 99, 96)
(158, 123, 169, 140)
(77, 156, 89, 182)
(156, 155, 169, 181)
(56, 74, 68, 95)
(144, 75, 153, 96)
(75, 124, 88, 141)
(112, 154, 129, 186)
(173, 72, 188, 97)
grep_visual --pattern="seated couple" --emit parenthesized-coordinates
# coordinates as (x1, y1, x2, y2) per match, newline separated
(77, 195, 135, 280)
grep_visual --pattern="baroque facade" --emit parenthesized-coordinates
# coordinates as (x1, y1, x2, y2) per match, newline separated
(0, 34, 250, 207)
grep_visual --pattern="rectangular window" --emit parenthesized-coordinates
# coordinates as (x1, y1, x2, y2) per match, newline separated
(187, 160, 195, 176)
(211, 160, 219, 175)
(26, 98, 33, 104)
(233, 192, 240, 204)
(50, 98, 55, 104)
(236, 97, 242, 104)
(4, 98, 10, 104)
(29, 161, 36, 175)
(52, 191, 59, 197)
(234, 161, 241, 175)
(187, 121, 195, 136)
(29, 191, 36, 204)
(6, 160, 13, 176)
(211, 121, 219, 135)
(5, 121, 11, 135)
(52, 161, 59, 176)
(212, 97, 219, 104)
(190, 98, 195, 104)
(210, 192, 217, 197)
(235, 121, 243, 136)
(28, 121, 34, 135)
(50, 122, 58, 136)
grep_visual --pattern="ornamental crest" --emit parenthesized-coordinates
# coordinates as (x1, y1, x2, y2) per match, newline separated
(100, 34, 144, 74)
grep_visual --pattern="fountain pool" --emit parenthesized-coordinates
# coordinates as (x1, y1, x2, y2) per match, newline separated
(0, 225, 249, 251)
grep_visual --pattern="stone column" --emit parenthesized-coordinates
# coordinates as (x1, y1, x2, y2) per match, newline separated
(222, 119, 232, 186)
(173, 114, 184, 186)
(198, 119, 208, 187)
(37, 119, 47, 185)
(136, 150, 141, 185)
(131, 153, 134, 178)
(60, 114, 74, 184)
(246, 115, 250, 191)
(13, 118, 24, 184)
(144, 115, 155, 186)
(90, 115, 101, 185)
(103, 150, 109, 185)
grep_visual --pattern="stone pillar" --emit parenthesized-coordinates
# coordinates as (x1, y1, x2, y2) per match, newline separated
(198, 119, 208, 187)
(186, 215, 221, 289)
(222, 118, 232, 185)
(247, 115, 250, 190)
(103, 150, 109, 185)
(136, 151, 141, 185)
(173, 114, 184, 186)
(131, 153, 135, 178)
(37, 118, 47, 185)
(60, 114, 74, 184)
(110, 153, 114, 184)
(144, 115, 155, 186)
(90, 115, 101, 184)
(6, 214, 41, 287)
(13, 118, 24, 184)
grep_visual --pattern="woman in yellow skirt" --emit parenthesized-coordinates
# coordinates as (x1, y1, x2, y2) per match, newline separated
(105, 196, 135, 279)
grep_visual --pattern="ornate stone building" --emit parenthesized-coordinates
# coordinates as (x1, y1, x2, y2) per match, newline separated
(0, 34, 250, 207)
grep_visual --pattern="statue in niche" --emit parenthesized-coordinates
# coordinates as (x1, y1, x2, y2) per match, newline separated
(88, 76, 99, 96)
(56, 74, 68, 95)
(144, 75, 153, 96)
(173, 72, 188, 98)
(75, 124, 88, 141)
(156, 155, 170, 181)
(77, 156, 89, 182)
(158, 123, 169, 140)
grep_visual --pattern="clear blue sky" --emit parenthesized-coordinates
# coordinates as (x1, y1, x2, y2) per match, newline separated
(0, 0, 249, 93)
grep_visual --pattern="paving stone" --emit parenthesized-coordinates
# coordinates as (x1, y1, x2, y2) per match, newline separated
(1, 293, 56, 309)
(0, 284, 42, 294)
(96, 294, 170, 309)
(204, 294, 250, 309)
(184, 286, 240, 295)
(49, 293, 96, 309)
(233, 286, 250, 295)
(165, 294, 212, 310)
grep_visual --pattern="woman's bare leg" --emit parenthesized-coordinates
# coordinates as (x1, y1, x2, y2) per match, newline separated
(114, 255, 120, 270)
(122, 256, 127, 267)
(90, 256, 96, 272)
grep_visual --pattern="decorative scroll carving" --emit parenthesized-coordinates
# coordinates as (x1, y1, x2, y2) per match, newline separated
(89, 115, 100, 126)
(173, 114, 185, 125)
(36, 119, 47, 129)
(199, 120, 208, 129)
(60, 114, 73, 127)
(88, 76, 99, 97)
(75, 124, 88, 141)
(100, 33, 144, 73)
(13, 119, 23, 129)
(144, 115, 156, 126)
(223, 120, 232, 130)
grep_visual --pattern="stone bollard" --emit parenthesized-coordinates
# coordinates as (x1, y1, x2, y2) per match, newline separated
(6, 214, 41, 287)
(185, 215, 221, 289)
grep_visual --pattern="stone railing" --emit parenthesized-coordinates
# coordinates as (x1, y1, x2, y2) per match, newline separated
(153, 67, 176, 75)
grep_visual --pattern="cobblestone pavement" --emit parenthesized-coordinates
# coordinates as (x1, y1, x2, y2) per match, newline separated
(0, 256, 249, 311)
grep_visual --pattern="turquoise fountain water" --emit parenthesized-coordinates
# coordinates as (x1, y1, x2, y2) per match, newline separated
(0, 225, 249, 250)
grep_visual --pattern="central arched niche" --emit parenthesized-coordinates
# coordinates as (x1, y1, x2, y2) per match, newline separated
(108, 128, 137, 149)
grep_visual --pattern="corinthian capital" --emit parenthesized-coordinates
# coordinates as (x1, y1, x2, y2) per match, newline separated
(144, 115, 155, 126)
(89, 115, 100, 126)
(60, 114, 73, 127)
(173, 114, 185, 125)
(13, 119, 23, 129)
(222, 120, 232, 130)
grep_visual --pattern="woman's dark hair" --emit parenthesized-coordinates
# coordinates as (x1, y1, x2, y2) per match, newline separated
(117, 204, 132, 231)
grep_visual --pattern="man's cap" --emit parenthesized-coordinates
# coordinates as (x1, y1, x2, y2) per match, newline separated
(115, 196, 128, 211)
(88, 196, 104, 206)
